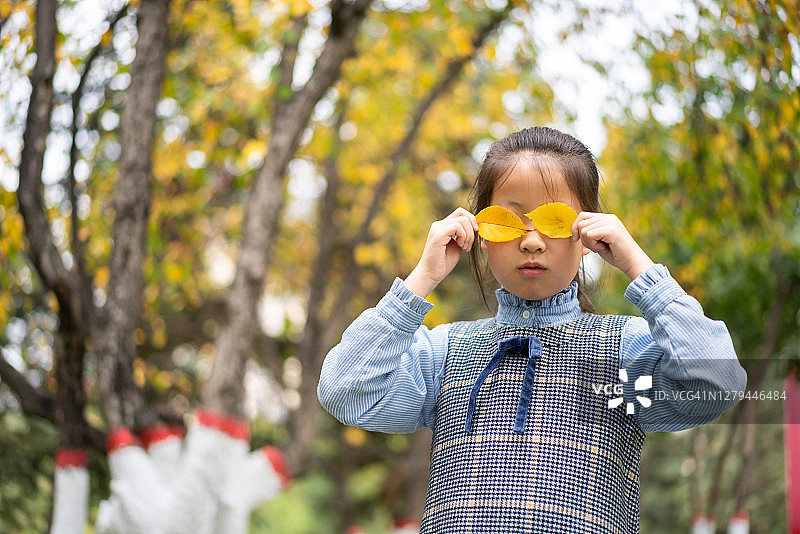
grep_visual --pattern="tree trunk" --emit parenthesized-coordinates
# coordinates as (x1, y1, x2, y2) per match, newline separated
(94, 0, 171, 431)
(383, 430, 432, 520)
(689, 428, 708, 529)
(286, 4, 513, 471)
(704, 404, 741, 518)
(8, 0, 116, 471)
(202, 0, 372, 417)
(733, 398, 757, 512)
(701, 258, 792, 524)
(14, 2, 104, 533)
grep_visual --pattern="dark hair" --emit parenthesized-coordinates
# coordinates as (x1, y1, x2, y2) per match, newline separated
(468, 126, 601, 312)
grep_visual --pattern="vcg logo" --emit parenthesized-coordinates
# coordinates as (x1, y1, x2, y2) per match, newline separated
(592, 369, 653, 415)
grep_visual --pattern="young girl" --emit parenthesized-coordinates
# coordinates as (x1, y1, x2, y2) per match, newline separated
(318, 127, 746, 533)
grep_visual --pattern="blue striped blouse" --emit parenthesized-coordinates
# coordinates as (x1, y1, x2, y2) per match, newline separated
(318, 264, 747, 433)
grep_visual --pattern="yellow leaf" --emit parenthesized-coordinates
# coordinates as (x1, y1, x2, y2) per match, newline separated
(134, 328, 146, 345)
(447, 26, 473, 56)
(165, 263, 183, 283)
(133, 359, 146, 388)
(343, 426, 367, 447)
(152, 328, 167, 350)
(290, 0, 311, 16)
(241, 139, 266, 164)
(0, 292, 11, 326)
(95, 266, 109, 289)
(100, 30, 112, 47)
(525, 202, 577, 239)
(475, 205, 530, 242)
(154, 370, 172, 390)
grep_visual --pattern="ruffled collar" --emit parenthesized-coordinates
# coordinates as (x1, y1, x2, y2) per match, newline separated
(495, 282, 584, 327)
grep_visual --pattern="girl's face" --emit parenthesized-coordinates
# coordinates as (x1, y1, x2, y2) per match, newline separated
(480, 158, 589, 301)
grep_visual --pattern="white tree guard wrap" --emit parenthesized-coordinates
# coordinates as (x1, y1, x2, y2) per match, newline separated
(95, 409, 290, 534)
(140, 425, 184, 479)
(692, 515, 716, 534)
(50, 448, 89, 534)
(96, 427, 197, 534)
(727, 511, 749, 534)
(215, 446, 290, 534)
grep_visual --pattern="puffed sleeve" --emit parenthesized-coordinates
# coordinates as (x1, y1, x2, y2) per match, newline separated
(318, 278, 449, 432)
(619, 264, 747, 432)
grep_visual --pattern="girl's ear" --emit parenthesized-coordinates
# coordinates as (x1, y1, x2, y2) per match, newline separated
(480, 237, 488, 251)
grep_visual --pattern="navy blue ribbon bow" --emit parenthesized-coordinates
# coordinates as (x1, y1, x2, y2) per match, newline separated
(465, 335, 543, 434)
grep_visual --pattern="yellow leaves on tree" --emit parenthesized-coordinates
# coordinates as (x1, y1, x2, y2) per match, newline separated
(476, 202, 578, 242)
(446, 25, 474, 56)
(354, 241, 392, 268)
(289, 0, 312, 17)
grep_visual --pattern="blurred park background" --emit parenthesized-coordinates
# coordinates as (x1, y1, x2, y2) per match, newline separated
(1, 0, 798, 532)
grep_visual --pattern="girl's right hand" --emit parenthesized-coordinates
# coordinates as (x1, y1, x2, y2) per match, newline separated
(404, 208, 478, 298)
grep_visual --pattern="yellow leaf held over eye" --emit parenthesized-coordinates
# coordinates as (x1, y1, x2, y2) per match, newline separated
(525, 202, 578, 239)
(475, 206, 530, 242)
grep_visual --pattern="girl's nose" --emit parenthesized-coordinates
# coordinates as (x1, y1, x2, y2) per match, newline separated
(519, 228, 546, 253)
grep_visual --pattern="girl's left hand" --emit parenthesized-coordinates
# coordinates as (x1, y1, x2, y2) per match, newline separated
(572, 212, 655, 281)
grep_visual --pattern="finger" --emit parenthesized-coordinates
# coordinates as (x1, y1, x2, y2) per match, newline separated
(446, 207, 472, 221)
(586, 236, 611, 254)
(576, 219, 612, 250)
(578, 218, 610, 240)
(441, 220, 468, 250)
(456, 216, 476, 250)
(581, 228, 612, 254)
(576, 213, 617, 235)
(448, 207, 479, 231)
(581, 215, 629, 247)
(572, 211, 601, 241)
(442, 215, 476, 250)
(464, 209, 479, 232)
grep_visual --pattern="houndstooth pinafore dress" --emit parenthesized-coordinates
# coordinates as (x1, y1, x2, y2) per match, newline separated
(420, 311, 645, 533)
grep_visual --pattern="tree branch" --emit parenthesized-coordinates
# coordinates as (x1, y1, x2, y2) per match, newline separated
(67, 4, 129, 286)
(287, 0, 371, 122)
(15, 0, 110, 455)
(0, 351, 107, 452)
(0, 355, 55, 421)
(286, 103, 347, 470)
(17, 0, 65, 297)
(202, 0, 372, 416)
(733, 396, 757, 510)
(273, 13, 309, 116)
(326, 5, 512, 330)
(350, 5, 510, 251)
(704, 401, 743, 517)
(17, 0, 94, 337)
(284, 5, 512, 468)
(95, 0, 171, 429)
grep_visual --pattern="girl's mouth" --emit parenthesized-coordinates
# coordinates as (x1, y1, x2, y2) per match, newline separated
(519, 263, 546, 278)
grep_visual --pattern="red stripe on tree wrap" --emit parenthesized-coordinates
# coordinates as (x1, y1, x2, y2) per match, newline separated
(106, 427, 141, 453)
(139, 424, 184, 449)
(261, 446, 291, 487)
(196, 407, 250, 441)
(55, 447, 88, 468)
